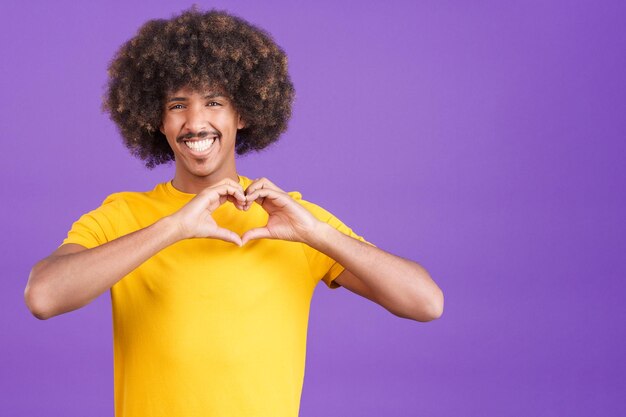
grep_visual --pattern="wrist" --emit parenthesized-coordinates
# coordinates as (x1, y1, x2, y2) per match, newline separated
(157, 215, 188, 242)
(302, 221, 335, 250)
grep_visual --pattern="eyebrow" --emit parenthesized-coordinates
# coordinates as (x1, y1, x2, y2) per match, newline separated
(166, 93, 226, 103)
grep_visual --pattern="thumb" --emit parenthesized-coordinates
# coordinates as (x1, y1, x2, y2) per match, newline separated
(241, 227, 272, 245)
(212, 227, 243, 247)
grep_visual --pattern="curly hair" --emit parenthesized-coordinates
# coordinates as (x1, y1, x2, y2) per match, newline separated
(103, 7, 295, 168)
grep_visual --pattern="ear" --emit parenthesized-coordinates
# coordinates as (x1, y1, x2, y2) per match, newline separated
(159, 123, 165, 135)
(237, 115, 245, 130)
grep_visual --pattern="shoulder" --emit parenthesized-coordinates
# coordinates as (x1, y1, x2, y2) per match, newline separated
(288, 191, 336, 223)
(101, 183, 167, 206)
(288, 188, 372, 245)
(89, 184, 169, 220)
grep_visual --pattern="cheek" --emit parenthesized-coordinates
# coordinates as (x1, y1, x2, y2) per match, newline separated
(161, 117, 179, 137)
(161, 126, 178, 146)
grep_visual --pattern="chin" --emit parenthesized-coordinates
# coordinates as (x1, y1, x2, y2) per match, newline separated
(190, 166, 217, 178)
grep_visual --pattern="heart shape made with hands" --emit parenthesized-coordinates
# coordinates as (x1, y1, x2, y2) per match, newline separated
(205, 177, 320, 247)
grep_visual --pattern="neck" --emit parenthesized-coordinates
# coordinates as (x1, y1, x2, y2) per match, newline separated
(171, 165, 240, 194)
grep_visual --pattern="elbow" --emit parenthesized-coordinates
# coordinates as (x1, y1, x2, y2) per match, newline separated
(404, 265, 444, 322)
(24, 285, 53, 320)
(429, 288, 445, 320)
(408, 288, 444, 323)
(24, 264, 55, 320)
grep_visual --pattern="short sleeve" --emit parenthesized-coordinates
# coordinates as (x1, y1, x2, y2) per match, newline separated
(294, 193, 376, 289)
(61, 194, 124, 249)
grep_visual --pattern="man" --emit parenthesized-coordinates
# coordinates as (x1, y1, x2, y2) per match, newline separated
(24, 7, 443, 417)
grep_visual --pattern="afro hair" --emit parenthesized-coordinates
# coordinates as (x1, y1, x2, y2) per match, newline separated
(103, 7, 295, 168)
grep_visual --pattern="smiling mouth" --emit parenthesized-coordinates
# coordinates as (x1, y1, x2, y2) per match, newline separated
(183, 137, 217, 152)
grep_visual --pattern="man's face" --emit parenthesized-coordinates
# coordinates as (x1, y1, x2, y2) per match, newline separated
(160, 86, 245, 183)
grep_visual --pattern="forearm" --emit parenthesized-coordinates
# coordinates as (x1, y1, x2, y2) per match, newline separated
(25, 217, 182, 319)
(305, 223, 444, 321)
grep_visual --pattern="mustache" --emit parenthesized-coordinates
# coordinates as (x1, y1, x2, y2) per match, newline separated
(177, 130, 220, 142)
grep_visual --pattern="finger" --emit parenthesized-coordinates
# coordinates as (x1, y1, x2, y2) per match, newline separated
(226, 194, 247, 210)
(218, 194, 229, 206)
(241, 227, 272, 245)
(198, 179, 242, 198)
(212, 184, 246, 204)
(216, 177, 242, 188)
(200, 183, 244, 200)
(203, 185, 245, 212)
(245, 177, 284, 197)
(245, 188, 289, 207)
(211, 226, 243, 246)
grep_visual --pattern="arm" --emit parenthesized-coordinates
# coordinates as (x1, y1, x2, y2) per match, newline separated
(25, 219, 180, 320)
(25, 179, 247, 320)
(241, 178, 444, 323)
(309, 226, 443, 322)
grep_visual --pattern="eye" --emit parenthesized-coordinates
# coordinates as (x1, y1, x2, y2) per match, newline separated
(168, 104, 184, 110)
(207, 101, 222, 107)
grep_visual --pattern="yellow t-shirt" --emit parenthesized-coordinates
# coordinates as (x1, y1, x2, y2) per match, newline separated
(62, 175, 372, 417)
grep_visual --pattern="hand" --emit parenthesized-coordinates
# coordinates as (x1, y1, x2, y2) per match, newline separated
(241, 177, 322, 246)
(168, 178, 247, 245)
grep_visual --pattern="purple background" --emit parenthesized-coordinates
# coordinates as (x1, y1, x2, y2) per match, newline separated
(1, 1, 625, 416)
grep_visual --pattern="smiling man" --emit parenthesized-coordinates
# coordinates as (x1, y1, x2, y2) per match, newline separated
(24, 7, 444, 417)
(162, 88, 245, 194)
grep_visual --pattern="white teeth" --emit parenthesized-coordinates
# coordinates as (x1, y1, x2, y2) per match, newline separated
(184, 138, 215, 152)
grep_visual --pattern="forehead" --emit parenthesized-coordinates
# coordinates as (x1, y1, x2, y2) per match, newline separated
(165, 89, 228, 101)
(165, 85, 229, 100)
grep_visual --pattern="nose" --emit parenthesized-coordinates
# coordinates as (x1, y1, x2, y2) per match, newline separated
(183, 104, 210, 134)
